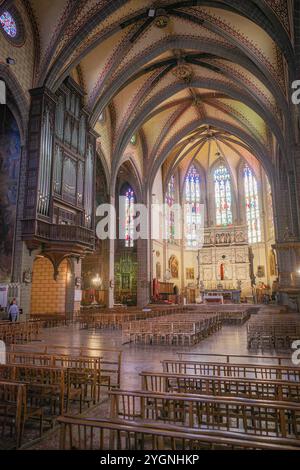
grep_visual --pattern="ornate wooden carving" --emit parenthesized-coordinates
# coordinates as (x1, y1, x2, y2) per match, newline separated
(22, 77, 98, 258)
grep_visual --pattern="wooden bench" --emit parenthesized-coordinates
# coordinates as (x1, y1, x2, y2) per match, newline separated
(57, 415, 300, 450)
(0, 380, 43, 448)
(0, 364, 85, 417)
(0, 321, 42, 344)
(122, 313, 221, 345)
(140, 371, 300, 401)
(30, 313, 68, 328)
(10, 344, 122, 388)
(247, 316, 300, 350)
(109, 389, 300, 438)
(177, 352, 292, 365)
(0, 380, 25, 448)
(161, 360, 300, 381)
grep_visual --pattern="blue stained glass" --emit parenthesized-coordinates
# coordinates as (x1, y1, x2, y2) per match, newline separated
(214, 164, 233, 226)
(185, 165, 201, 247)
(165, 175, 176, 241)
(125, 188, 135, 247)
(244, 164, 261, 243)
(0, 11, 17, 37)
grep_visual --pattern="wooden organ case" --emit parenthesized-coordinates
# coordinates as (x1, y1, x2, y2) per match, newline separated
(22, 78, 97, 273)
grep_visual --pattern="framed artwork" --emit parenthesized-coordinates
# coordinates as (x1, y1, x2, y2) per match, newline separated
(186, 268, 194, 280)
(169, 255, 179, 279)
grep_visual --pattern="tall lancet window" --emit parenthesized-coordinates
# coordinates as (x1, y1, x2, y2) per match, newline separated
(214, 164, 233, 226)
(124, 187, 135, 248)
(165, 175, 176, 241)
(244, 164, 261, 243)
(185, 165, 201, 247)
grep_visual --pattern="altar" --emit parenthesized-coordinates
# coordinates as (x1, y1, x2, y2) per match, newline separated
(202, 289, 241, 304)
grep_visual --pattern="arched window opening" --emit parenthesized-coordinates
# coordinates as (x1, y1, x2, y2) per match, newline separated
(165, 175, 175, 242)
(185, 165, 201, 247)
(124, 187, 135, 248)
(214, 164, 233, 226)
(266, 177, 274, 239)
(244, 164, 261, 243)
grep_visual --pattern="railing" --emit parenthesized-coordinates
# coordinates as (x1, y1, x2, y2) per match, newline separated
(22, 219, 95, 247)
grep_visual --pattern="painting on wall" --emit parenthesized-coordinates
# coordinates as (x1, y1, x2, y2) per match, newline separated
(186, 268, 194, 280)
(169, 255, 179, 279)
(0, 109, 21, 282)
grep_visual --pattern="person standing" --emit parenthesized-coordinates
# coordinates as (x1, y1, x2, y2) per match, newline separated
(8, 299, 19, 322)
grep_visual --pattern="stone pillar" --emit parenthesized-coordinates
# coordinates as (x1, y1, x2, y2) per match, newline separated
(137, 238, 150, 307)
(106, 194, 115, 308)
(18, 244, 36, 321)
(108, 237, 115, 308)
(73, 258, 82, 316)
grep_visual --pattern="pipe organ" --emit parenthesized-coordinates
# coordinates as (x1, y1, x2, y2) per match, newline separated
(22, 77, 97, 259)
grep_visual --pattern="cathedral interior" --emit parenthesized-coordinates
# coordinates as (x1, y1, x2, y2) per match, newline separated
(0, 0, 300, 454)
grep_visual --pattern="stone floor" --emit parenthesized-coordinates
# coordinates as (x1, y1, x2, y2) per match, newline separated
(19, 321, 293, 391)
(7, 312, 296, 450)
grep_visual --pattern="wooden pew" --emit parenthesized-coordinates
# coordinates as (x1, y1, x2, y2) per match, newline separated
(140, 371, 300, 401)
(0, 380, 43, 449)
(177, 352, 292, 365)
(247, 316, 300, 350)
(57, 415, 300, 450)
(10, 344, 122, 388)
(122, 313, 221, 345)
(0, 364, 85, 417)
(30, 313, 68, 328)
(109, 389, 300, 438)
(0, 381, 25, 448)
(6, 352, 103, 403)
(161, 360, 300, 381)
(0, 321, 42, 344)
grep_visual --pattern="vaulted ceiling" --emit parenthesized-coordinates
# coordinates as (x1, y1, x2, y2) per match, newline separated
(5, 0, 298, 194)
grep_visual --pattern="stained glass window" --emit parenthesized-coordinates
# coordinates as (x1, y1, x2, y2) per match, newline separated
(244, 164, 261, 243)
(124, 187, 135, 247)
(130, 134, 137, 145)
(165, 175, 175, 241)
(0, 11, 17, 37)
(214, 164, 233, 226)
(185, 165, 201, 247)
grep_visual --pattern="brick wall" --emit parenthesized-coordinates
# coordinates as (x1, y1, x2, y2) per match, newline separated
(30, 257, 68, 314)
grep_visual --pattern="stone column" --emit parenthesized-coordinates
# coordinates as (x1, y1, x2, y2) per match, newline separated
(73, 258, 82, 315)
(137, 238, 150, 307)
